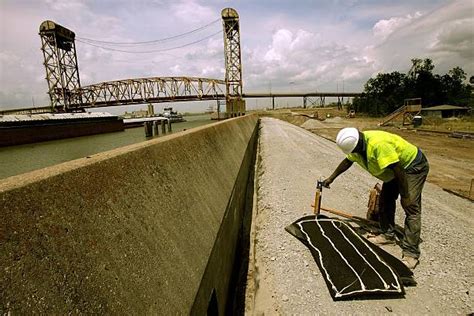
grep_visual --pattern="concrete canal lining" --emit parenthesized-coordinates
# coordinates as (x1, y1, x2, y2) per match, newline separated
(0, 114, 258, 314)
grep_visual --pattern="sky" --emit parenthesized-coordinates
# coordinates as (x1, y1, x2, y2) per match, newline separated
(0, 0, 472, 113)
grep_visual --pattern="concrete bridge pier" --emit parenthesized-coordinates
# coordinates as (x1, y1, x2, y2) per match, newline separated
(144, 121, 153, 137)
(161, 120, 167, 134)
(226, 99, 246, 118)
(153, 121, 159, 136)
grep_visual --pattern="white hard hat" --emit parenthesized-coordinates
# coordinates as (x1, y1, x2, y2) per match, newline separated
(336, 127, 359, 154)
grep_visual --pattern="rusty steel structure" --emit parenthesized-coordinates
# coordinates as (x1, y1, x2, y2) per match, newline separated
(77, 77, 226, 108)
(222, 8, 245, 117)
(35, 9, 358, 116)
(38, 16, 235, 113)
(39, 20, 82, 112)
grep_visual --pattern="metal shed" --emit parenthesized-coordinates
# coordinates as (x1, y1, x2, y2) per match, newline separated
(421, 105, 470, 118)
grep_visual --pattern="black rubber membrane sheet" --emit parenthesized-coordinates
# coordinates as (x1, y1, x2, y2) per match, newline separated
(286, 215, 416, 301)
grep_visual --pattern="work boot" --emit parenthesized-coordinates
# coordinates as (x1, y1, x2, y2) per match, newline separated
(367, 234, 396, 245)
(402, 255, 419, 270)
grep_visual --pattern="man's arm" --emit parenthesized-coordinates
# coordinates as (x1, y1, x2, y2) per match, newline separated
(390, 162, 411, 206)
(322, 158, 353, 188)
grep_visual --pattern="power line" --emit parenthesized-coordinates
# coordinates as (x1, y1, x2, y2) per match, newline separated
(76, 30, 223, 54)
(77, 18, 220, 46)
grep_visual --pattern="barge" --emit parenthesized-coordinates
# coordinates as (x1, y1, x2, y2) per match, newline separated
(0, 112, 124, 147)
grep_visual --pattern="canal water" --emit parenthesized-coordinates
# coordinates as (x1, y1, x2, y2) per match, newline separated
(0, 114, 213, 180)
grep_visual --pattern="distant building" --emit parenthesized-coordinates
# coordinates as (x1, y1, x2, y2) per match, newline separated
(421, 105, 470, 118)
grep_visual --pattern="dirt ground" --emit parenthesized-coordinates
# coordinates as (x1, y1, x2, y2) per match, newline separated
(258, 108, 474, 200)
(246, 117, 473, 314)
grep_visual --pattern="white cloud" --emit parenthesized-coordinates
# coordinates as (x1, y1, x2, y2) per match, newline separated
(200, 65, 221, 78)
(367, 0, 474, 75)
(169, 64, 182, 74)
(373, 12, 422, 40)
(171, 0, 216, 24)
(0, 0, 472, 111)
(264, 29, 292, 62)
(244, 28, 373, 92)
(0, 50, 21, 67)
(429, 18, 474, 59)
(44, 0, 87, 11)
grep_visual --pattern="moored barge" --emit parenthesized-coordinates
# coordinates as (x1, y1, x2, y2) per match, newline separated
(0, 112, 124, 147)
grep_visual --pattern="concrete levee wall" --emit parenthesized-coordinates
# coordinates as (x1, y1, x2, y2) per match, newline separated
(0, 115, 258, 314)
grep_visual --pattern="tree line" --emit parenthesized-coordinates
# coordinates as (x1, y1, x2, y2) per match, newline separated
(352, 58, 473, 116)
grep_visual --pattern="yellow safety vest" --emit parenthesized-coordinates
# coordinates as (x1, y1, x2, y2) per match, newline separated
(347, 130, 418, 182)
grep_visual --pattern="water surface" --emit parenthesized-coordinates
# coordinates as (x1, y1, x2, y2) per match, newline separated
(0, 114, 213, 179)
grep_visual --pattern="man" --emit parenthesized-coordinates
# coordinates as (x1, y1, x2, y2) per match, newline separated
(322, 127, 429, 269)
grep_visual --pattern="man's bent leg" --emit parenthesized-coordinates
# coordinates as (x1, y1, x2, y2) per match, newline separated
(401, 154, 429, 259)
(401, 202, 422, 258)
(379, 179, 399, 238)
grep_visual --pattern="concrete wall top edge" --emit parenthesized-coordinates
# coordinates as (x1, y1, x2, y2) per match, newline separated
(0, 114, 257, 193)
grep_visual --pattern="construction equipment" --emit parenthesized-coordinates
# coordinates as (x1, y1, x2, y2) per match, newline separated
(311, 182, 382, 233)
(313, 180, 324, 215)
(312, 182, 381, 220)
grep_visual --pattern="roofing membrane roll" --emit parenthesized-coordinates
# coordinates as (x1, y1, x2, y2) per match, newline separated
(286, 215, 415, 300)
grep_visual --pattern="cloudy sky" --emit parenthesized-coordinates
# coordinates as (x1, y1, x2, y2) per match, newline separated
(0, 0, 472, 112)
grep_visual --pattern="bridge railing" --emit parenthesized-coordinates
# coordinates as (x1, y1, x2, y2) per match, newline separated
(73, 77, 226, 108)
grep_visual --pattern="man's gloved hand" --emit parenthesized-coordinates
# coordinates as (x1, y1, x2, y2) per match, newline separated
(322, 178, 333, 188)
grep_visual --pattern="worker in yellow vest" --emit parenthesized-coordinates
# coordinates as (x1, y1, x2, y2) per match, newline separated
(322, 127, 429, 270)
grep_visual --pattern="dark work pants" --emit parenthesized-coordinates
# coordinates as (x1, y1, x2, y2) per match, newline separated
(379, 150, 429, 259)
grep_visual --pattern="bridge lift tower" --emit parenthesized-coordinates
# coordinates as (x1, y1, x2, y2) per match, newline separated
(222, 8, 245, 117)
(39, 20, 82, 112)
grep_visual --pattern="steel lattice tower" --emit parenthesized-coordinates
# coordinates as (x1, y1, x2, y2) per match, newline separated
(39, 20, 82, 112)
(222, 8, 245, 117)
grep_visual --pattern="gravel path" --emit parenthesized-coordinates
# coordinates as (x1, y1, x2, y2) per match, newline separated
(247, 118, 473, 315)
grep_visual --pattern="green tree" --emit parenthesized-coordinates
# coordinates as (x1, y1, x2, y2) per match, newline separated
(353, 58, 473, 115)
(441, 67, 471, 106)
(353, 71, 407, 115)
(408, 58, 435, 79)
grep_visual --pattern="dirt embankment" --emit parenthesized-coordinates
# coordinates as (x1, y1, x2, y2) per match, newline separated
(264, 109, 474, 200)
